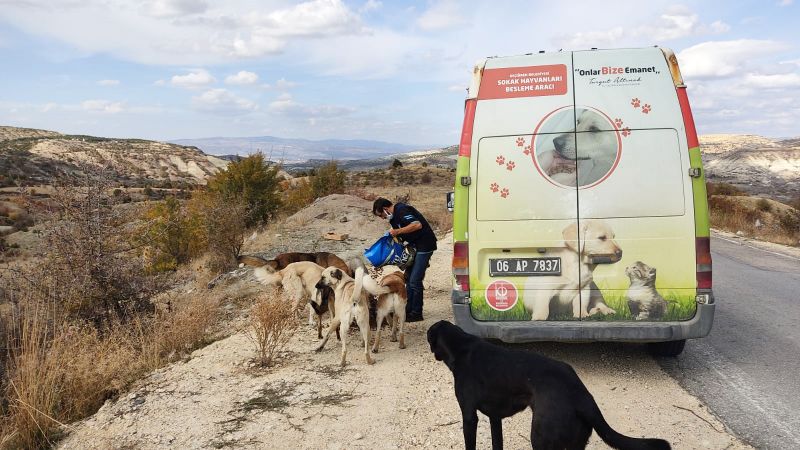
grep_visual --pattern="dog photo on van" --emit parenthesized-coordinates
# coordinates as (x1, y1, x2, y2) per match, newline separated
(523, 220, 621, 320)
(535, 107, 619, 187)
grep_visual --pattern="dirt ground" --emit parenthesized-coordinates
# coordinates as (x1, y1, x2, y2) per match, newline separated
(57, 195, 750, 450)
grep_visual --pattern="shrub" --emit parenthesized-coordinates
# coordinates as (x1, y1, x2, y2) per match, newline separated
(141, 197, 205, 272)
(311, 161, 346, 199)
(421, 162, 428, 167)
(391, 159, 403, 168)
(188, 191, 249, 273)
(207, 153, 281, 227)
(707, 182, 745, 196)
(421, 172, 432, 184)
(756, 198, 772, 212)
(283, 178, 315, 214)
(246, 294, 298, 367)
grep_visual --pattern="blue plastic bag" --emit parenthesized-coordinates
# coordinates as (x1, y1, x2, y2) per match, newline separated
(364, 232, 413, 268)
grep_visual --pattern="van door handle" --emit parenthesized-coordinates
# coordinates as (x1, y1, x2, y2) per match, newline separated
(688, 168, 701, 178)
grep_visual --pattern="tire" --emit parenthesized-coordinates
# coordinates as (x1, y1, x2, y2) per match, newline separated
(648, 339, 686, 357)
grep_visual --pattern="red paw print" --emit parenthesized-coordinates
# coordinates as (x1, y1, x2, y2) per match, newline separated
(631, 98, 641, 108)
(496, 155, 505, 165)
(516, 137, 525, 147)
(641, 104, 651, 114)
(490, 182, 499, 192)
(506, 161, 516, 171)
(500, 188, 510, 198)
(523, 145, 531, 155)
(614, 118, 624, 128)
(621, 127, 631, 137)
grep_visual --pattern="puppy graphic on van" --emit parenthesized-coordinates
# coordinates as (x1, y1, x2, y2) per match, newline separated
(523, 220, 621, 320)
(539, 108, 618, 187)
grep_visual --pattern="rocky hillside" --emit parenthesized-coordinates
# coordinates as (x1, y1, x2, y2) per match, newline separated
(700, 134, 800, 200)
(0, 126, 229, 187)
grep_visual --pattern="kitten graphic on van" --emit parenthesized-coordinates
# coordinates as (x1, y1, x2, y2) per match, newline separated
(448, 47, 714, 357)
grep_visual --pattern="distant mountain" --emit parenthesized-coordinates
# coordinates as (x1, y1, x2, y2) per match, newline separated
(0, 126, 228, 187)
(700, 134, 800, 200)
(169, 136, 428, 162)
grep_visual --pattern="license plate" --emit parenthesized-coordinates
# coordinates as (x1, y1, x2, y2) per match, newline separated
(489, 257, 561, 276)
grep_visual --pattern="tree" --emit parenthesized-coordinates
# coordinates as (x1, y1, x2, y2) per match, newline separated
(392, 158, 403, 168)
(311, 161, 346, 199)
(207, 152, 281, 227)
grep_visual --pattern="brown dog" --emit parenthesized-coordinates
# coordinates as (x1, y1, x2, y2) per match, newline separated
(362, 271, 408, 353)
(238, 252, 352, 276)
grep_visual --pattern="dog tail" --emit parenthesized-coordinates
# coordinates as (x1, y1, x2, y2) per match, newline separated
(581, 397, 671, 450)
(361, 271, 391, 297)
(238, 255, 270, 267)
(351, 266, 365, 305)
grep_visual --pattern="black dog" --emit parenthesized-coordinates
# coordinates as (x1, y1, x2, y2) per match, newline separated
(427, 321, 670, 450)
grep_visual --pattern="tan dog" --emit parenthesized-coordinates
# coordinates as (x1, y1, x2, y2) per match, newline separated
(315, 266, 373, 367)
(362, 270, 408, 353)
(523, 220, 622, 320)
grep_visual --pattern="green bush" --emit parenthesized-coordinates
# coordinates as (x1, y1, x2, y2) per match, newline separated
(141, 197, 205, 271)
(311, 161, 346, 199)
(207, 153, 281, 227)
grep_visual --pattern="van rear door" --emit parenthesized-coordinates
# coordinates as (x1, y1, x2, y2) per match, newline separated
(470, 53, 581, 321)
(571, 48, 698, 321)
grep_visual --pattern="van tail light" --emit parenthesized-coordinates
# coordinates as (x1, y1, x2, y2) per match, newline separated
(696, 237, 712, 289)
(458, 99, 477, 157)
(453, 242, 469, 292)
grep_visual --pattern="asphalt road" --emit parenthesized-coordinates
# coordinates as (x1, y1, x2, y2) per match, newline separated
(659, 234, 800, 449)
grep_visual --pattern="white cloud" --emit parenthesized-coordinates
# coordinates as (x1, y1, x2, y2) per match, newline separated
(268, 93, 353, 117)
(170, 69, 216, 88)
(554, 6, 729, 48)
(191, 88, 257, 115)
(140, 0, 208, 18)
(742, 72, 800, 89)
(679, 40, 789, 78)
(97, 79, 120, 86)
(416, 0, 467, 31)
(275, 78, 297, 90)
(81, 100, 125, 114)
(360, 0, 382, 13)
(224, 70, 258, 85)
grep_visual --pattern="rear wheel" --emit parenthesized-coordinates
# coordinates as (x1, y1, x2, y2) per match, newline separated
(648, 339, 686, 357)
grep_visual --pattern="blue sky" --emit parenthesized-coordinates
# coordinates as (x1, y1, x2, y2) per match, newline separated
(0, 0, 798, 148)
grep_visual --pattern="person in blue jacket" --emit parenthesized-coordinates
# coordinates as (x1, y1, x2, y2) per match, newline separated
(372, 197, 437, 322)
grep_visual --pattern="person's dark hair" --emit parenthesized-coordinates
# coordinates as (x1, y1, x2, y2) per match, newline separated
(372, 198, 392, 216)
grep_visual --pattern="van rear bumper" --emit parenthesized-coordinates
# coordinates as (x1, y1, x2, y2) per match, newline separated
(451, 291, 714, 343)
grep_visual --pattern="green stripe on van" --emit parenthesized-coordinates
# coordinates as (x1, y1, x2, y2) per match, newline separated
(689, 146, 710, 237)
(453, 156, 470, 242)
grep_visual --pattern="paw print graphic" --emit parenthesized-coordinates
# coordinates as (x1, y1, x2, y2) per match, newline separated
(496, 155, 505, 165)
(614, 118, 624, 128)
(631, 98, 641, 108)
(641, 104, 651, 114)
(621, 127, 631, 137)
(500, 188, 510, 198)
(490, 182, 500, 193)
(523, 145, 531, 155)
(516, 137, 526, 147)
(506, 161, 516, 171)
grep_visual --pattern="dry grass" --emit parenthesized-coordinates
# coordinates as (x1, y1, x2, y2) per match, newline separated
(709, 195, 800, 246)
(245, 293, 298, 367)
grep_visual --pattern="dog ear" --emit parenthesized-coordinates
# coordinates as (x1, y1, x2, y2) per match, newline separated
(427, 322, 457, 366)
(332, 268, 342, 280)
(563, 222, 579, 252)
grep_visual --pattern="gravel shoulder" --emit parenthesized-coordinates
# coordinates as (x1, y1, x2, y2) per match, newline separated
(58, 196, 750, 450)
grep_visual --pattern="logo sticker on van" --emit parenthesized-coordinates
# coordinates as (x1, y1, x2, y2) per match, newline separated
(485, 280, 518, 311)
(478, 65, 568, 100)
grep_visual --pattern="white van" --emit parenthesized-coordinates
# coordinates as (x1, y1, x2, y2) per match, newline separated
(449, 47, 713, 356)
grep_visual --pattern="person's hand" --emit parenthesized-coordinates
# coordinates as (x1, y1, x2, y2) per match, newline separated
(389, 228, 399, 237)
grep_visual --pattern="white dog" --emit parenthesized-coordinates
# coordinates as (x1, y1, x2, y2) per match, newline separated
(315, 266, 373, 367)
(250, 261, 328, 330)
(523, 220, 621, 320)
(541, 108, 618, 186)
(362, 270, 408, 353)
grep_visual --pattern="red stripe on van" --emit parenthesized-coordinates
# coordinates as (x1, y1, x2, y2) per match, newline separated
(677, 87, 700, 149)
(458, 99, 477, 157)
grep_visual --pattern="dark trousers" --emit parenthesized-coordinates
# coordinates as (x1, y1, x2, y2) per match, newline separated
(406, 251, 433, 316)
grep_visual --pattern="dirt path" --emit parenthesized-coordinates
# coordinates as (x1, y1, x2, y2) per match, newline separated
(58, 196, 750, 450)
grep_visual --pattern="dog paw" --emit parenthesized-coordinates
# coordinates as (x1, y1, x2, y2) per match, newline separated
(399, 343, 406, 349)
(389, 335, 398, 342)
(489, 182, 500, 193)
(500, 188, 510, 198)
(371, 347, 379, 353)
(366, 357, 375, 365)
(631, 97, 641, 108)
(641, 104, 651, 114)
(516, 137, 525, 147)
(496, 155, 506, 165)
(506, 161, 516, 171)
